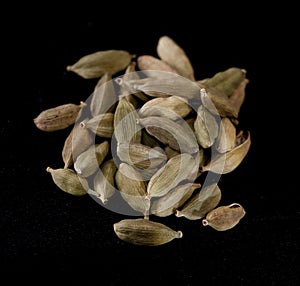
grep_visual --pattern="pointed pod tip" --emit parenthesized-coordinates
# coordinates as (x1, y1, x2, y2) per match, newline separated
(66, 65, 73, 71)
(202, 219, 209, 226)
(46, 167, 53, 173)
(177, 231, 183, 238)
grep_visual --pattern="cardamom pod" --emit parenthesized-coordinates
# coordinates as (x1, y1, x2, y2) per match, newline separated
(194, 104, 219, 148)
(113, 218, 182, 246)
(115, 163, 149, 215)
(62, 122, 93, 168)
(80, 113, 114, 138)
(33, 102, 85, 132)
(137, 116, 199, 154)
(157, 35, 195, 80)
(74, 141, 109, 177)
(151, 182, 201, 217)
(137, 55, 177, 73)
(229, 78, 249, 116)
(88, 159, 117, 204)
(215, 117, 236, 153)
(117, 143, 167, 169)
(176, 183, 221, 220)
(164, 146, 180, 160)
(66, 50, 132, 79)
(90, 73, 116, 117)
(46, 167, 86, 196)
(114, 97, 141, 144)
(139, 96, 191, 121)
(202, 203, 246, 231)
(202, 131, 251, 174)
(204, 67, 247, 97)
(141, 130, 161, 148)
(147, 153, 199, 198)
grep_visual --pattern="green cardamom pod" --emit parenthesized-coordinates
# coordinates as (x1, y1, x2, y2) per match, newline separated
(176, 183, 221, 220)
(113, 218, 182, 246)
(202, 203, 246, 231)
(46, 167, 86, 196)
(215, 117, 236, 153)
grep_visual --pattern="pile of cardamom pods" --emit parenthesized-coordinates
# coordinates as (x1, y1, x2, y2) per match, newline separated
(34, 36, 250, 246)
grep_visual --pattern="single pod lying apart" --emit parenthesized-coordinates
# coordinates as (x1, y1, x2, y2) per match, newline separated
(113, 218, 182, 246)
(202, 203, 246, 231)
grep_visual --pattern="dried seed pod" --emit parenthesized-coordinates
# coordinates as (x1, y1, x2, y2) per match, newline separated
(114, 97, 141, 144)
(141, 130, 162, 148)
(33, 102, 85, 132)
(204, 67, 247, 97)
(147, 153, 199, 198)
(130, 73, 200, 100)
(194, 105, 219, 148)
(151, 183, 201, 217)
(139, 96, 191, 121)
(202, 131, 251, 174)
(137, 116, 199, 154)
(176, 184, 221, 220)
(66, 50, 132, 79)
(80, 113, 114, 138)
(74, 141, 109, 177)
(202, 203, 246, 231)
(46, 167, 86, 196)
(115, 163, 150, 215)
(164, 146, 180, 159)
(88, 159, 117, 204)
(117, 143, 167, 169)
(215, 117, 236, 153)
(62, 122, 93, 168)
(229, 78, 249, 116)
(157, 35, 195, 80)
(113, 218, 182, 246)
(137, 55, 177, 73)
(199, 86, 238, 118)
(90, 73, 116, 117)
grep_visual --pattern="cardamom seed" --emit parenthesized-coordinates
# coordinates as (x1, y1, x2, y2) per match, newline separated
(202, 203, 246, 231)
(66, 50, 133, 79)
(33, 102, 86, 132)
(157, 35, 195, 80)
(113, 218, 182, 246)
(176, 183, 222, 220)
(46, 167, 86, 196)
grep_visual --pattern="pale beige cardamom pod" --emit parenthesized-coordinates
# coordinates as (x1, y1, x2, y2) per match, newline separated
(176, 183, 221, 220)
(137, 55, 178, 73)
(137, 116, 199, 154)
(202, 131, 251, 174)
(114, 97, 141, 144)
(151, 182, 201, 217)
(215, 117, 236, 153)
(157, 35, 195, 80)
(147, 153, 199, 198)
(204, 67, 247, 97)
(202, 203, 246, 231)
(74, 141, 109, 177)
(33, 102, 86, 132)
(80, 113, 114, 138)
(88, 159, 117, 204)
(113, 218, 182, 246)
(138, 96, 191, 121)
(117, 143, 167, 169)
(66, 50, 133, 79)
(115, 163, 150, 215)
(194, 105, 219, 149)
(62, 122, 93, 168)
(90, 73, 116, 117)
(46, 167, 87, 196)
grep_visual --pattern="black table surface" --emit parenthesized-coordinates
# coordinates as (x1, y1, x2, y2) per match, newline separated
(1, 5, 298, 285)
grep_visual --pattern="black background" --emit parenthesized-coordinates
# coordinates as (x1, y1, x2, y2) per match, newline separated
(1, 3, 298, 285)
